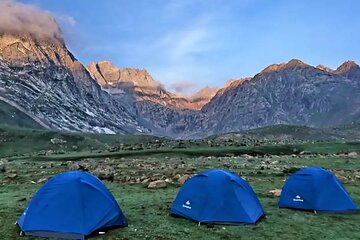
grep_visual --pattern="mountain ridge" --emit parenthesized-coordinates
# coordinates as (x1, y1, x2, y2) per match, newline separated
(0, 30, 359, 138)
(87, 61, 218, 110)
(0, 32, 151, 134)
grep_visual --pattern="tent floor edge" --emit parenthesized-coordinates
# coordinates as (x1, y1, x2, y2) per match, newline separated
(278, 207, 360, 215)
(22, 231, 86, 240)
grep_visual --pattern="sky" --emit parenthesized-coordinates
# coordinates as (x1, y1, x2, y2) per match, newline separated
(17, 0, 360, 93)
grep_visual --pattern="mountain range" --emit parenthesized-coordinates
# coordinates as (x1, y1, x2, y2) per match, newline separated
(0, 29, 359, 138)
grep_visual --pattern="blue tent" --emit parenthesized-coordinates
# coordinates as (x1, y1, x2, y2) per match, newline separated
(18, 171, 127, 239)
(279, 167, 358, 212)
(170, 169, 264, 224)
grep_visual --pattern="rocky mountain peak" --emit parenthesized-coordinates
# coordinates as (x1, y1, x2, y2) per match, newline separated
(285, 58, 306, 67)
(190, 86, 219, 101)
(334, 60, 360, 82)
(335, 61, 360, 73)
(261, 59, 308, 74)
(316, 64, 334, 73)
(0, 31, 98, 92)
(0, 32, 68, 64)
(225, 79, 239, 88)
(87, 61, 158, 89)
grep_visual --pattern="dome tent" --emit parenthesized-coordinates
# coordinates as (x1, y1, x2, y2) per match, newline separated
(279, 167, 358, 213)
(170, 169, 264, 224)
(18, 171, 127, 239)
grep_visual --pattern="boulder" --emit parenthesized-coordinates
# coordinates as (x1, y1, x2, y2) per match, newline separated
(68, 161, 90, 171)
(173, 174, 181, 180)
(37, 177, 48, 184)
(147, 180, 167, 189)
(299, 151, 312, 155)
(141, 178, 150, 186)
(178, 174, 190, 185)
(348, 152, 358, 157)
(5, 169, 17, 179)
(268, 189, 282, 197)
(6, 172, 17, 179)
(241, 154, 253, 159)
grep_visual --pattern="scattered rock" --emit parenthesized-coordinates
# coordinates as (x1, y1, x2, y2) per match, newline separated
(68, 162, 90, 171)
(50, 138, 67, 145)
(335, 172, 350, 183)
(147, 180, 167, 189)
(91, 166, 115, 181)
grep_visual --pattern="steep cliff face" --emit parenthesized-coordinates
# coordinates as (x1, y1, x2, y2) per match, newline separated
(0, 33, 149, 134)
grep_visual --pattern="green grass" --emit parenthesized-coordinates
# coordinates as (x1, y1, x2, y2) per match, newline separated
(1, 125, 360, 239)
(1, 154, 360, 239)
(0, 125, 162, 158)
(210, 123, 360, 142)
(0, 100, 44, 129)
(22, 141, 360, 162)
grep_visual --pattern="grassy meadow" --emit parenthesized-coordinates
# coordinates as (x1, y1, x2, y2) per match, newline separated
(1, 125, 360, 239)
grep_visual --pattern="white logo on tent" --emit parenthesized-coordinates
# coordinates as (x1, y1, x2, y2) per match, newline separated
(293, 195, 304, 202)
(182, 200, 192, 209)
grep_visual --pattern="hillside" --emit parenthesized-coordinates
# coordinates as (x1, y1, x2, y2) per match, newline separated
(209, 124, 360, 143)
(197, 59, 360, 137)
(0, 125, 161, 158)
(0, 99, 43, 129)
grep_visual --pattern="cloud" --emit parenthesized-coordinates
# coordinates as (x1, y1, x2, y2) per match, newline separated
(144, 17, 220, 93)
(171, 80, 195, 93)
(156, 16, 215, 63)
(0, 0, 63, 40)
(56, 15, 76, 27)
